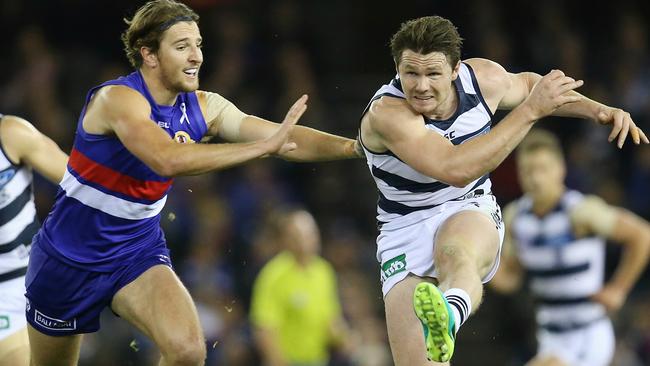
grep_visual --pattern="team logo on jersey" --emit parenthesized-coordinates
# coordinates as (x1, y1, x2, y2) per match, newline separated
(0, 166, 16, 189)
(381, 253, 407, 283)
(174, 131, 195, 144)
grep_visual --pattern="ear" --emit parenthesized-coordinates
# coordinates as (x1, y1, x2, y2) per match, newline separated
(140, 47, 158, 68)
(451, 60, 461, 80)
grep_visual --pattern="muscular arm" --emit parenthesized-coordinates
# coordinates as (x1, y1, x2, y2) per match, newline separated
(243, 118, 359, 161)
(488, 203, 524, 293)
(0, 115, 68, 184)
(83, 86, 305, 177)
(467, 58, 647, 148)
(199, 91, 359, 161)
(364, 63, 581, 187)
(572, 196, 650, 311)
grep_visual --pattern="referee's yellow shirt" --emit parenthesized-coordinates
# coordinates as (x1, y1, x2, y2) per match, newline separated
(250, 251, 341, 364)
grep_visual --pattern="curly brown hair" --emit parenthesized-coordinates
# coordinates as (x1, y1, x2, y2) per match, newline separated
(390, 16, 463, 67)
(121, 0, 199, 69)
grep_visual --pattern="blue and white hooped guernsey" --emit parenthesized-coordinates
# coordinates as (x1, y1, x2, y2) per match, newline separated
(36, 71, 207, 271)
(0, 114, 39, 281)
(511, 190, 607, 330)
(360, 63, 494, 229)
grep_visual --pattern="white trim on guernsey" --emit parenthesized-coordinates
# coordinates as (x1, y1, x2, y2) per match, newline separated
(60, 170, 167, 220)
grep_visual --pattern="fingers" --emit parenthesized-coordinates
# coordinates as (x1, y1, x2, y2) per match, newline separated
(607, 112, 624, 144)
(616, 119, 630, 148)
(639, 128, 649, 144)
(282, 94, 309, 126)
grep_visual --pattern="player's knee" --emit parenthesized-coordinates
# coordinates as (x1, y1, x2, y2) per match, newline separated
(161, 334, 206, 365)
(435, 242, 472, 268)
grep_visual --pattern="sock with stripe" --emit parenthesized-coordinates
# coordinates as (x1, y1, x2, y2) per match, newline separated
(444, 288, 471, 335)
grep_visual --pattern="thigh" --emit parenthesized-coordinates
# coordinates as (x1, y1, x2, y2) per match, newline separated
(435, 208, 501, 278)
(0, 327, 28, 366)
(27, 324, 83, 366)
(384, 274, 447, 366)
(111, 265, 203, 348)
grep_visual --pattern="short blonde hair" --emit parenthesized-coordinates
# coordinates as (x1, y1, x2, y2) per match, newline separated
(516, 129, 565, 161)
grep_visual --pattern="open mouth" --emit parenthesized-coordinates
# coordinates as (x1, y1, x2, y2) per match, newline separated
(183, 68, 199, 78)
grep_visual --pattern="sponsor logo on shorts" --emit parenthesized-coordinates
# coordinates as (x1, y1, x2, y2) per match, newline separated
(0, 315, 9, 329)
(381, 253, 407, 283)
(34, 310, 76, 331)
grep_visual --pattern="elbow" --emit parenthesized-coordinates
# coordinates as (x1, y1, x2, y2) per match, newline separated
(148, 156, 179, 177)
(442, 170, 477, 188)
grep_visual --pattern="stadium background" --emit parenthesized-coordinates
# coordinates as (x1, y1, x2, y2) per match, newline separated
(1, 0, 649, 364)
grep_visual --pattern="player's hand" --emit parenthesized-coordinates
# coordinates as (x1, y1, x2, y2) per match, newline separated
(595, 106, 649, 148)
(522, 69, 583, 120)
(591, 284, 626, 313)
(264, 95, 308, 155)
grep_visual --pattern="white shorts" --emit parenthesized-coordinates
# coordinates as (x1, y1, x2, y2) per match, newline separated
(377, 194, 505, 297)
(0, 276, 27, 340)
(536, 318, 614, 366)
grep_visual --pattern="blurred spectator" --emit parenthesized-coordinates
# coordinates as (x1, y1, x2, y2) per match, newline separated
(250, 208, 353, 366)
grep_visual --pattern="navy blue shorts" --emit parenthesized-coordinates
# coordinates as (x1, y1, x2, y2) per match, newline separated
(24, 241, 172, 336)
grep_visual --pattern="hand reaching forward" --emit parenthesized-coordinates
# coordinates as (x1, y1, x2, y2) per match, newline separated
(522, 69, 584, 120)
(591, 284, 627, 313)
(595, 106, 649, 148)
(264, 95, 308, 155)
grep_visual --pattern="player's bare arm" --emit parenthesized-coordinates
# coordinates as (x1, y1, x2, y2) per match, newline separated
(198, 91, 360, 161)
(84, 85, 306, 177)
(0, 115, 68, 184)
(571, 196, 650, 311)
(363, 70, 583, 187)
(488, 202, 524, 293)
(468, 58, 647, 147)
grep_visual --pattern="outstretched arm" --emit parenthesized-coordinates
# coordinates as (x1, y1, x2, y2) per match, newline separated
(198, 91, 361, 162)
(0, 115, 68, 184)
(83, 86, 307, 177)
(469, 58, 648, 148)
(366, 69, 583, 187)
(571, 196, 650, 312)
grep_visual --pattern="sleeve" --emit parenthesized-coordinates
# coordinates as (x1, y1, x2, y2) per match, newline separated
(202, 91, 248, 140)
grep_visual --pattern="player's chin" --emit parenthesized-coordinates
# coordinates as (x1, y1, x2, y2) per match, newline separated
(179, 79, 199, 92)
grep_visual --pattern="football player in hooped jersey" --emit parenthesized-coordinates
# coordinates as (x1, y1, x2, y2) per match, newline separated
(24, 1, 360, 365)
(490, 130, 650, 366)
(0, 114, 67, 366)
(358, 16, 648, 365)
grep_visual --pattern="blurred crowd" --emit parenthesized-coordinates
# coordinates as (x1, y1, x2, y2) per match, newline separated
(1, 0, 649, 364)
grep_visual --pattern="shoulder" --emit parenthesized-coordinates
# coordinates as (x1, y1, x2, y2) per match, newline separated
(94, 85, 149, 111)
(366, 96, 421, 133)
(571, 194, 614, 220)
(86, 85, 152, 124)
(570, 194, 618, 236)
(0, 115, 41, 162)
(463, 58, 511, 97)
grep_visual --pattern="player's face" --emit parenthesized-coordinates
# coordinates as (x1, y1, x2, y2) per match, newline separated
(157, 21, 203, 93)
(285, 211, 320, 259)
(517, 149, 566, 199)
(397, 50, 459, 117)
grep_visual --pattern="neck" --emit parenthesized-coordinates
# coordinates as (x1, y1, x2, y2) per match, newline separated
(140, 67, 178, 106)
(531, 185, 566, 216)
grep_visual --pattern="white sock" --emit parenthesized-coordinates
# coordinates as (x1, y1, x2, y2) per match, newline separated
(444, 288, 472, 335)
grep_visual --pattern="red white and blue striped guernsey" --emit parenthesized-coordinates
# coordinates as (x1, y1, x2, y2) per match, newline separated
(35, 71, 207, 271)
